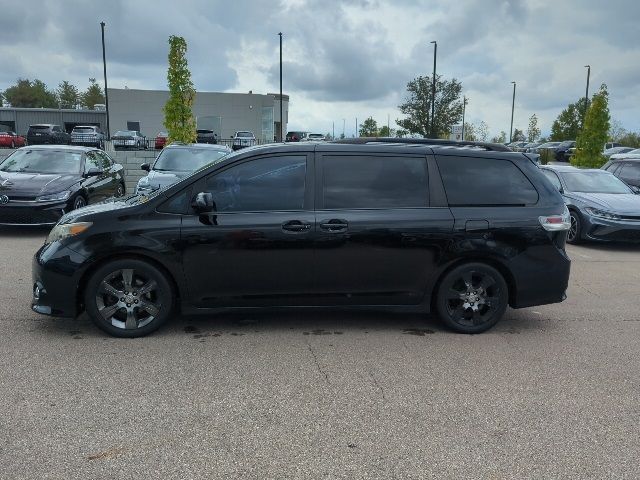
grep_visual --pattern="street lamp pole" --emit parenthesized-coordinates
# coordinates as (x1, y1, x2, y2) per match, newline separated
(509, 81, 516, 143)
(461, 96, 466, 141)
(278, 32, 283, 142)
(332, 121, 335, 140)
(355, 117, 358, 137)
(342, 118, 345, 139)
(430, 40, 437, 138)
(100, 21, 110, 140)
(583, 65, 591, 126)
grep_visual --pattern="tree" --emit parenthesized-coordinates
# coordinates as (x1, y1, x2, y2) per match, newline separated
(378, 125, 395, 137)
(511, 128, 525, 142)
(462, 122, 476, 141)
(396, 74, 464, 138)
(608, 118, 626, 142)
(550, 98, 587, 141)
(81, 78, 105, 109)
(617, 131, 640, 148)
(571, 84, 610, 168)
(527, 114, 541, 142)
(491, 131, 507, 143)
(57, 81, 79, 109)
(477, 121, 489, 142)
(163, 36, 196, 143)
(2, 78, 57, 108)
(359, 117, 378, 136)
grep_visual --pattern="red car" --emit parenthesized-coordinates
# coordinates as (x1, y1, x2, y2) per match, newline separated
(155, 132, 168, 149)
(0, 131, 27, 148)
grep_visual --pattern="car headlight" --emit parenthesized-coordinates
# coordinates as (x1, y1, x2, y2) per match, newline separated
(46, 222, 92, 244)
(585, 207, 621, 220)
(37, 191, 71, 202)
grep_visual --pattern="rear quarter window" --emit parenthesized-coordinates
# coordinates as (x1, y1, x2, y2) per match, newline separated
(437, 156, 539, 206)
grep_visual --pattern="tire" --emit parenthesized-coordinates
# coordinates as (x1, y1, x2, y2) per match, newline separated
(73, 195, 87, 210)
(567, 210, 582, 244)
(84, 259, 174, 337)
(115, 183, 125, 197)
(435, 263, 509, 334)
(11, 140, 15, 149)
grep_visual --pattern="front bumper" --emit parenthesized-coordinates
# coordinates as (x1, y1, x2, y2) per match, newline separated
(32, 243, 89, 318)
(582, 215, 640, 242)
(0, 200, 67, 225)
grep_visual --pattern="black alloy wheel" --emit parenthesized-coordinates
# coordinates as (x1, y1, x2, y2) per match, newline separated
(85, 259, 174, 337)
(567, 211, 581, 244)
(73, 195, 86, 210)
(436, 263, 508, 333)
(115, 183, 125, 197)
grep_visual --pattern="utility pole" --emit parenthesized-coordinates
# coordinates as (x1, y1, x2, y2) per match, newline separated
(355, 117, 358, 137)
(278, 32, 283, 142)
(461, 96, 467, 141)
(509, 81, 516, 142)
(430, 40, 437, 138)
(100, 21, 110, 139)
(332, 121, 335, 140)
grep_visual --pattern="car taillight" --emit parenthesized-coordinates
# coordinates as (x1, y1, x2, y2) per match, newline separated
(539, 206, 571, 231)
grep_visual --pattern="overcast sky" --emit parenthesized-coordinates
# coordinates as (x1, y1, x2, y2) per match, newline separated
(1, 0, 639, 138)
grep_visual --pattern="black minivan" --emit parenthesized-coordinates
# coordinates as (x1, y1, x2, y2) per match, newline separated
(32, 139, 571, 337)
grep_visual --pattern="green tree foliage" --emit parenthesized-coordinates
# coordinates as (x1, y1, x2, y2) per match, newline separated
(163, 36, 197, 143)
(476, 121, 489, 142)
(511, 128, 525, 142)
(462, 122, 476, 141)
(81, 78, 105, 109)
(396, 74, 464, 138)
(0, 92, 3, 107)
(359, 117, 378, 136)
(57, 81, 79, 109)
(572, 84, 611, 168)
(617, 132, 640, 148)
(378, 125, 395, 137)
(3, 78, 57, 108)
(527, 114, 541, 142)
(550, 98, 587, 141)
(491, 131, 507, 144)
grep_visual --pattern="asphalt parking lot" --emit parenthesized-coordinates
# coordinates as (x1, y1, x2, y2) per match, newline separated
(1, 228, 638, 479)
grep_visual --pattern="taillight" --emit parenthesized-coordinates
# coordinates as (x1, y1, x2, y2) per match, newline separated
(539, 205, 571, 231)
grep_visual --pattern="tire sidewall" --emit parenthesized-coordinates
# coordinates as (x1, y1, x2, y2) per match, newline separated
(73, 195, 86, 210)
(84, 259, 174, 338)
(567, 210, 582, 244)
(436, 262, 508, 334)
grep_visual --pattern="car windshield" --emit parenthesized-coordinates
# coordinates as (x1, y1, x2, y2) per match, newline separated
(197, 130, 213, 134)
(0, 149, 83, 174)
(153, 148, 229, 172)
(236, 132, 253, 138)
(560, 171, 632, 194)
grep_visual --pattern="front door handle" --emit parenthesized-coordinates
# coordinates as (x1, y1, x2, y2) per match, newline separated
(320, 219, 348, 232)
(282, 220, 311, 232)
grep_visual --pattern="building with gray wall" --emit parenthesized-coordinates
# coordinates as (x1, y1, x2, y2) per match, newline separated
(107, 88, 289, 142)
(0, 108, 106, 135)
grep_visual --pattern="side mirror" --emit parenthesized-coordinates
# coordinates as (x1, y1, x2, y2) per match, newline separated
(85, 167, 103, 177)
(192, 192, 215, 213)
(141, 163, 150, 172)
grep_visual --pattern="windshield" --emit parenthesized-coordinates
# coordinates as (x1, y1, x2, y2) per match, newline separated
(153, 148, 229, 172)
(560, 171, 632, 194)
(29, 126, 50, 131)
(0, 149, 83, 174)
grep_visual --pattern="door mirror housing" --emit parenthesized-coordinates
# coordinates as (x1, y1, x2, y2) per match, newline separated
(192, 192, 216, 213)
(85, 167, 103, 177)
(141, 163, 150, 172)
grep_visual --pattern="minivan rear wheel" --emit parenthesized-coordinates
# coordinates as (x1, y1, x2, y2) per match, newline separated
(84, 259, 174, 338)
(435, 263, 508, 334)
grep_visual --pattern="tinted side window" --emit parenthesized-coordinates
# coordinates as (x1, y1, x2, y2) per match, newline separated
(322, 155, 428, 209)
(96, 151, 114, 166)
(204, 156, 306, 212)
(84, 152, 102, 171)
(604, 162, 621, 174)
(619, 163, 640, 183)
(541, 169, 562, 191)
(437, 156, 539, 206)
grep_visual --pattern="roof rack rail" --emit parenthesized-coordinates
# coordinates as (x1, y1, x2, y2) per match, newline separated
(332, 137, 511, 152)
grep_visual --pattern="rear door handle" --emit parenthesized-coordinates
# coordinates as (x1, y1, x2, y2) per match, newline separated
(282, 220, 311, 232)
(320, 219, 348, 232)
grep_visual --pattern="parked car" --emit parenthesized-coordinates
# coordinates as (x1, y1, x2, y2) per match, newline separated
(522, 142, 542, 153)
(196, 129, 218, 144)
(232, 131, 256, 151)
(285, 131, 309, 142)
(554, 140, 576, 162)
(112, 130, 146, 150)
(155, 132, 168, 150)
(604, 142, 622, 151)
(26, 124, 71, 145)
(507, 141, 528, 151)
(70, 125, 105, 149)
(603, 147, 635, 159)
(306, 133, 326, 142)
(539, 165, 640, 244)
(0, 131, 27, 148)
(136, 143, 231, 194)
(531, 142, 561, 154)
(602, 158, 640, 191)
(0, 146, 125, 225)
(31, 138, 571, 338)
(610, 148, 640, 161)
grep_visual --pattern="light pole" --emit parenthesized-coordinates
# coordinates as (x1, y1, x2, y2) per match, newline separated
(100, 21, 110, 140)
(430, 40, 437, 138)
(342, 118, 345, 139)
(278, 32, 283, 142)
(509, 81, 516, 142)
(461, 96, 467, 141)
(332, 121, 335, 140)
(355, 117, 358, 137)
(583, 65, 591, 127)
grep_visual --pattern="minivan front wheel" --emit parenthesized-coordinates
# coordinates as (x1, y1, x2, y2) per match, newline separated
(84, 259, 174, 337)
(435, 263, 508, 334)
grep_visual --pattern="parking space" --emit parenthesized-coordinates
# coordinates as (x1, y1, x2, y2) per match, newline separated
(0, 229, 638, 478)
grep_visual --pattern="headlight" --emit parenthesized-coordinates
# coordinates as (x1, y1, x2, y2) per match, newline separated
(585, 207, 621, 220)
(37, 191, 71, 202)
(46, 222, 92, 244)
